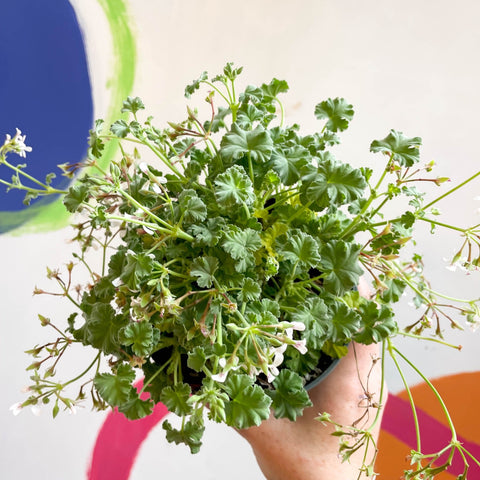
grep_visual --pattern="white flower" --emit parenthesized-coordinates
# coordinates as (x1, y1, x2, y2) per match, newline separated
(211, 371, 228, 383)
(290, 321, 306, 331)
(293, 339, 308, 355)
(445, 257, 479, 274)
(6, 128, 33, 158)
(9, 402, 23, 416)
(30, 405, 41, 416)
(211, 357, 241, 383)
(67, 405, 77, 415)
(266, 367, 279, 383)
(138, 162, 149, 174)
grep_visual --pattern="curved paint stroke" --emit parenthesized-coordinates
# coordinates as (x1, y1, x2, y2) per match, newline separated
(382, 395, 480, 477)
(1, 0, 136, 234)
(87, 380, 169, 480)
(88, 374, 480, 479)
(0, 0, 92, 232)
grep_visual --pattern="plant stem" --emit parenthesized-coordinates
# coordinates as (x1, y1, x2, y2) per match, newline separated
(424, 170, 480, 210)
(340, 156, 393, 238)
(393, 345, 457, 437)
(113, 189, 193, 241)
(62, 353, 101, 388)
(418, 217, 466, 233)
(398, 331, 462, 350)
(387, 339, 422, 453)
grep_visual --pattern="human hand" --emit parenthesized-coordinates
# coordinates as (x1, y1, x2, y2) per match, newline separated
(237, 282, 386, 480)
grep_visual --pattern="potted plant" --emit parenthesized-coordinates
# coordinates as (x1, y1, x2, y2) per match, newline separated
(3, 63, 479, 478)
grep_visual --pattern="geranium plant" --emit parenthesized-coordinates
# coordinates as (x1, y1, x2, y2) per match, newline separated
(3, 63, 480, 478)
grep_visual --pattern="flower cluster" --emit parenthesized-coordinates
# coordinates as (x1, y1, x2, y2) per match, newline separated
(2, 128, 32, 158)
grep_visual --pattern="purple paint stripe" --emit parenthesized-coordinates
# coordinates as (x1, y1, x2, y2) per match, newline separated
(383, 394, 480, 476)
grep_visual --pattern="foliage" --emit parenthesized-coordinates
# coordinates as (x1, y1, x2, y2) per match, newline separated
(2, 63, 480, 477)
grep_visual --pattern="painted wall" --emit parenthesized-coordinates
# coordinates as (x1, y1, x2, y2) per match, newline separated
(1, 1, 479, 478)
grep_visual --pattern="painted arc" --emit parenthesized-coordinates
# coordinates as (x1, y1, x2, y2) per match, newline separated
(376, 372, 480, 479)
(88, 372, 480, 479)
(0, 0, 93, 233)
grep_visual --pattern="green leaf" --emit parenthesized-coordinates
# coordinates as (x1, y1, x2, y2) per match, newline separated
(322, 302, 361, 343)
(380, 277, 407, 303)
(354, 302, 397, 344)
(213, 165, 255, 207)
(223, 62, 243, 81)
(261, 78, 289, 98)
(190, 256, 219, 288)
(118, 395, 153, 420)
(270, 146, 309, 186)
(222, 374, 272, 428)
(220, 123, 273, 163)
(320, 240, 363, 295)
(187, 347, 207, 372)
(88, 119, 105, 158)
(281, 231, 321, 268)
(290, 297, 328, 349)
(163, 417, 205, 454)
(239, 85, 264, 104)
(110, 120, 130, 138)
(236, 104, 265, 130)
(160, 383, 192, 416)
(178, 189, 207, 223)
(238, 277, 261, 302)
(314, 98, 354, 132)
(94, 364, 135, 406)
(185, 71, 208, 98)
(190, 217, 226, 246)
(121, 321, 158, 357)
(301, 159, 366, 210)
(121, 96, 145, 115)
(83, 303, 129, 355)
(222, 226, 262, 260)
(63, 183, 89, 212)
(203, 389, 229, 423)
(205, 106, 230, 133)
(120, 252, 154, 290)
(370, 130, 422, 167)
(267, 369, 312, 421)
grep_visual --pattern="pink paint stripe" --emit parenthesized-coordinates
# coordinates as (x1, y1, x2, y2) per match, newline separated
(87, 381, 169, 480)
(383, 394, 480, 476)
(88, 386, 480, 479)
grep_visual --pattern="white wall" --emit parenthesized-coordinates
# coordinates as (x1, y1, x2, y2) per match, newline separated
(2, 1, 480, 478)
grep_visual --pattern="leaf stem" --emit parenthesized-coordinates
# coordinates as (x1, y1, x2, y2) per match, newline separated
(387, 339, 422, 453)
(424, 170, 480, 210)
(62, 353, 101, 388)
(392, 343, 457, 438)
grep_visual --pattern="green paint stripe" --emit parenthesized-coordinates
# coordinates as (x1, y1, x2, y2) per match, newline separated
(10, 0, 136, 235)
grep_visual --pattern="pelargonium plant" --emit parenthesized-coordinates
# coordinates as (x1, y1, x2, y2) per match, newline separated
(2, 63, 480, 478)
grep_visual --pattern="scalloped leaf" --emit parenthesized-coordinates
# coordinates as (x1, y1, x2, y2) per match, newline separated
(222, 374, 272, 428)
(267, 369, 312, 421)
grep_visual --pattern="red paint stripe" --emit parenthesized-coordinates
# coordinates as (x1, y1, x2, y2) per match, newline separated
(383, 394, 480, 476)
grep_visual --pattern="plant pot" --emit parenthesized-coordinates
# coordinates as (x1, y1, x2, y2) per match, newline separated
(304, 354, 339, 391)
(152, 345, 339, 394)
